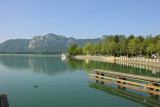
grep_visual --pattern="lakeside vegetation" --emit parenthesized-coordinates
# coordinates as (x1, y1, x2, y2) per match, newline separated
(67, 34, 160, 58)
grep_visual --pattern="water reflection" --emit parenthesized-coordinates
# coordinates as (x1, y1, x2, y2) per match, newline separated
(67, 59, 160, 77)
(116, 61, 160, 74)
(0, 54, 71, 75)
(0, 54, 160, 77)
(89, 81, 160, 107)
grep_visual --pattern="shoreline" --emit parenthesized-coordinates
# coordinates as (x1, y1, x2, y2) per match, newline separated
(74, 55, 160, 68)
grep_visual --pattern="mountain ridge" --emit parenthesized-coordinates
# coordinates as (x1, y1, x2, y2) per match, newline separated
(0, 33, 108, 52)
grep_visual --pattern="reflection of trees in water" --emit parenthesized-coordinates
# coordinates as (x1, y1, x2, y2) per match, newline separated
(0, 55, 71, 75)
(116, 61, 160, 75)
(67, 59, 160, 77)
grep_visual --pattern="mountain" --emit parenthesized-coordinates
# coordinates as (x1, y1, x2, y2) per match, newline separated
(0, 33, 108, 52)
(0, 39, 30, 52)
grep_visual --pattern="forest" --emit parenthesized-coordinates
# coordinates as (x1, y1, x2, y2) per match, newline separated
(67, 34, 160, 57)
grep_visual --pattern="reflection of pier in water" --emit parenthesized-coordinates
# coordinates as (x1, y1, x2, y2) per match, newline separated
(116, 61, 160, 74)
(88, 81, 160, 107)
(89, 69, 160, 96)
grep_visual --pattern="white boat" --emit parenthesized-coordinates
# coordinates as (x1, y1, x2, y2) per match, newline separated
(61, 53, 67, 58)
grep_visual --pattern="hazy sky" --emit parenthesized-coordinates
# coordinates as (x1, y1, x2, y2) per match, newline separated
(0, 0, 160, 43)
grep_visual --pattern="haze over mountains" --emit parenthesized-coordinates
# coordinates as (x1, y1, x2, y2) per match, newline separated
(0, 33, 108, 52)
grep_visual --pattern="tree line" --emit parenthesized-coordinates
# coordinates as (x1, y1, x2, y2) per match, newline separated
(67, 34, 160, 57)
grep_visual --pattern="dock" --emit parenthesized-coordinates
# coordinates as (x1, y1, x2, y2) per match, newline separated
(88, 69, 160, 95)
(0, 94, 9, 107)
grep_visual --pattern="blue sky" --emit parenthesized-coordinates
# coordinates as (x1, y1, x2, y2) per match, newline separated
(0, 0, 160, 43)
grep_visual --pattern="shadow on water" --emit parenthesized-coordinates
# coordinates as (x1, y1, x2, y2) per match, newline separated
(67, 58, 160, 78)
(89, 81, 160, 107)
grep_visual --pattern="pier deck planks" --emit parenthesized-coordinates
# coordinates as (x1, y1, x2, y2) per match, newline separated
(91, 69, 160, 83)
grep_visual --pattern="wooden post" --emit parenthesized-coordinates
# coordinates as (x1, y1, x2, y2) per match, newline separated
(121, 77, 126, 84)
(0, 94, 9, 107)
(153, 83, 159, 91)
(117, 75, 121, 83)
(149, 81, 154, 96)
(0, 97, 2, 107)
(149, 81, 154, 90)
(96, 72, 99, 78)
(101, 74, 104, 79)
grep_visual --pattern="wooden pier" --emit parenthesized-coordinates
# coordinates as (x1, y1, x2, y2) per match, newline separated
(0, 94, 9, 107)
(88, 69, 160, 95)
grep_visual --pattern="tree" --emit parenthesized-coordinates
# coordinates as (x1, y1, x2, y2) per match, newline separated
(126, 34, 135, 56)
(114, 35, 119, 43)
(67, 44, 78, 55)
(95, 43, 102, 55)
(127, 37, 142, 56)
(142, 35, 156, 56)
(155, 34, 160, 54)
(118, 35, 126, 56)
(102, 35, 116, 56)
(77, 46, 83, 55)
(83, 42, 93, 55)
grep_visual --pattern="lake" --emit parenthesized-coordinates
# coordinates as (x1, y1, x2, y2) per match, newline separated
(0, 54, 160, 107)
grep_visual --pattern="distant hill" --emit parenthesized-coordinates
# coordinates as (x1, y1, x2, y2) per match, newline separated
(0, 33, 108, 52)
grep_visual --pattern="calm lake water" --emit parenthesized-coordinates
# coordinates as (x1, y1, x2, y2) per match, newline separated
(0, 54, 160, 107)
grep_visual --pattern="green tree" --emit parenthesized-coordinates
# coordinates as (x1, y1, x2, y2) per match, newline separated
(77, 46, 83, 55)
(83, 42, 93, 55)
(114, 35, 119, 43)
(95, 43, 102, 55)
(142, 35, 156, 55)
(127, 37, 143, 56)
(102, 35, 116, 56)
(126, 34, 135, 56)
(67, 44, 78, 55)
(118, 35, 126, 56)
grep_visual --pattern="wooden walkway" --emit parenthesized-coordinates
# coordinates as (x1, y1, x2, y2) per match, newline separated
(89, 69, 160, 95)
(91, 69, 160, 83)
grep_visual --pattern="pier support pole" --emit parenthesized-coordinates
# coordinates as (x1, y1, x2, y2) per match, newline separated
(95, 72, 99, 83)
(101, 74, 104, 79)
(149, 81, 154, 96)
(100, 73, 104, 84)
(117, 76, 121, 83)
(153, 83, 159, 91)
(96, 72, 99, 78)
(121, 77, 126, 84)
(149, 81, 154, 90)
(117, 75, 121, 88)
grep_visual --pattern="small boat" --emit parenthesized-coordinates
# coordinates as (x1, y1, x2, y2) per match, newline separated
(61, 53, 69, 58)
(61, 53, 67, 57)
